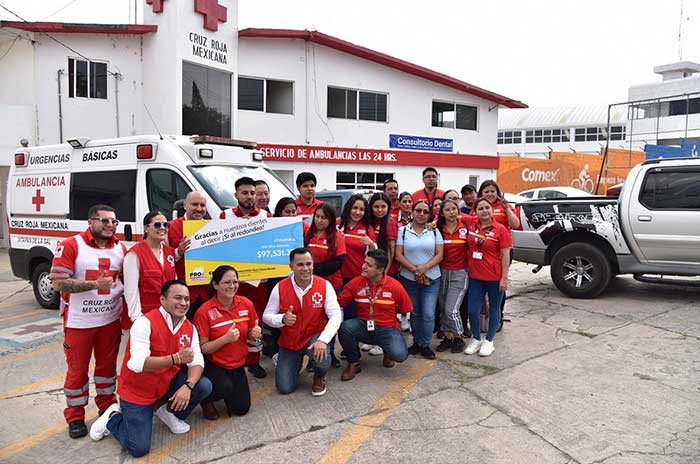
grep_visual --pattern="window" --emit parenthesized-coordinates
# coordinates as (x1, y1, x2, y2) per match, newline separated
(468, 175, 479, 188)
(497, 131, 522, 144)
(183, 61, 231, 138)
(336, 172, 394, 190)
(640, 169, 700, 209)
(327, 87, 387, 122)
(539, 190, 567, 199)
(575, 128, 586, 142)
(147, 169, 192, 214)
(68, 58, 107, 99)
(432, 101, 477, 130)
(70, 170, 136, 221)
(519, 190, 535, 199)
(238, 77, 294, 114)
(610, 126, 625, 141)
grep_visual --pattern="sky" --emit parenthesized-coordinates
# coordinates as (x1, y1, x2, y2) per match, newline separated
(2, 0, 699, 108)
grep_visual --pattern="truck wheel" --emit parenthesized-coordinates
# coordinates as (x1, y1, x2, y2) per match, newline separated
(32, 262, 59, 309)
(550, 243, 611, 298)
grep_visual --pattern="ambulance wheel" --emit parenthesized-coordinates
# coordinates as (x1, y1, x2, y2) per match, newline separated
(32, 262, 59, 309)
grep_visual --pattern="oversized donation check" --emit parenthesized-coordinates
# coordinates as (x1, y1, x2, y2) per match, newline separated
(183, 215, 303, 285)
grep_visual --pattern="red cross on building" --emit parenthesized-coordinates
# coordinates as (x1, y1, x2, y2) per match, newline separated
(146, 0, 165, 13)
(194, 0, 227, 32)
(31, 189, 45, 212)
(85, 258, 119, 295)
(14, 322, 63, 336)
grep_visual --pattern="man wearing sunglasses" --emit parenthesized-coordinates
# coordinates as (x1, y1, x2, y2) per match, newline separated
(49, 204, 127, 439)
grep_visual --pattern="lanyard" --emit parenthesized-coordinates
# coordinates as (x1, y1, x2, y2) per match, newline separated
(363, 283, 383, 320)
(474, 225, 494, 249)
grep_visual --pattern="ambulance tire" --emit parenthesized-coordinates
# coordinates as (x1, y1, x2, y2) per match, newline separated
(32, 262, 59, 309)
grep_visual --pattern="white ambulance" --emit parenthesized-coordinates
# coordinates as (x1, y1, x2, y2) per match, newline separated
(7, 134, 295, 309)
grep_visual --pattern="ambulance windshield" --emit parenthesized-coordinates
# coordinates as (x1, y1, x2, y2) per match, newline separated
(189, 165, 294, 210)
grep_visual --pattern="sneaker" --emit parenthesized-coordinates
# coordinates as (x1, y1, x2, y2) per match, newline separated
(272, 353, 279, 366)
(400, 316, 411, 332)
(90, 403, 120, 441)
(368, 345, 383, 356)
(311, 374, 327, 396)
(407, 343, 421, 355)
(435, 338, 453, 352)
(155, 405, 190, 434)
(479, 340, 495, 357)
(451, 338, 466, 353)
(248, 363, 267, 379)
(359, 342, 372, 352)
(421, 346, 436, 360)
(464, 338, 482, 355)
(68, 419, 88, 439)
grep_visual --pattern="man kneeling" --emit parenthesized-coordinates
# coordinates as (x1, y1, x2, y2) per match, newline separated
(90, 280, 212, 457)
(338, 250, 412, 381)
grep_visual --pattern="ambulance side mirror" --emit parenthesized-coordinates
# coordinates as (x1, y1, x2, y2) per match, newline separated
(124, 224, 133, 242)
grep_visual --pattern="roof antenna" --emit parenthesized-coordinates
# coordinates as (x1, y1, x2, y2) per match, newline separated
(678, 0, 685, 61)
(143, 104, 163, 140)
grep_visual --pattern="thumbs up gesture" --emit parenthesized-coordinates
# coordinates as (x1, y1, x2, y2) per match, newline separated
(282, 305, 297, 326)
(95, 271, 114, 292)
(249, 320, 262, 340)
(223, 322, 240, 343)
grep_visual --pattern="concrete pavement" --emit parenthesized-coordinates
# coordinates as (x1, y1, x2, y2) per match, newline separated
(0, 255, 698, 463)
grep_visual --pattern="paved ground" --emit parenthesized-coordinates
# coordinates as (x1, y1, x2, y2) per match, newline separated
(0, 248, 698, 463)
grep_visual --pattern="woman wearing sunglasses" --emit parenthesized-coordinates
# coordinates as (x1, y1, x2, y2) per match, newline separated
(194, 265, 261, 420)
(394, 200, 444, 359)
(123, 211, 177, 327)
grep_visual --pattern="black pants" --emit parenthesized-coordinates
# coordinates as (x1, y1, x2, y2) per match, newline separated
(203, 363, 251, 416)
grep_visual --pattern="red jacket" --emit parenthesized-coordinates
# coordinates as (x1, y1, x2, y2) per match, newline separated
(129, 241, 177, 315)
(277, 276, 329, 351)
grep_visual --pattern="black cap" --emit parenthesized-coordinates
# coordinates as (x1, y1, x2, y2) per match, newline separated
(461, 184, 476, 194)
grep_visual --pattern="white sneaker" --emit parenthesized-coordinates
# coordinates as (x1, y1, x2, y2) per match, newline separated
(400, 316, 411, 332)
(359, 342, 372, 352)
(272, 353, 278, 367)
(155, 405, 190, 434)
(464, 338, 482, 355)
(368, 345, 384, 356)
(479, 340, 495, 357)
(89, 402, 120, 441)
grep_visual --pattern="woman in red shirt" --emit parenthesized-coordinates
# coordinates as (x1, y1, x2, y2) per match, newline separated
(339, 195, 376, 300)
(396, 191, 413, 227)
(463, 198, 512, 357)
(368, 192, 399, 277)
(435, 199, 474, 353)
(194, 265, 262, 420)
(476, 180, 520, 230)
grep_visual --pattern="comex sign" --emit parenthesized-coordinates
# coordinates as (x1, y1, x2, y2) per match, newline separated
(521, 167, 560, 182)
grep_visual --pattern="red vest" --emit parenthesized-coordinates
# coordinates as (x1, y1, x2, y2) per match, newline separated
(118, 310, 195, 405)
(129, 240, 177, 315)
(277, 276, 329, 351)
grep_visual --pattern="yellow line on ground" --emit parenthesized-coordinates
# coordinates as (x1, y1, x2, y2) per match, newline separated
(0, 342, 63, 367)
(0, 309, 49, 323)
(318, 358, 437, 464)
(141, 382, 277, 464)
(0, 408, 98, 461)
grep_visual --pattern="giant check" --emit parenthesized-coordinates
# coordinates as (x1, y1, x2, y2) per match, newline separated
(183, 216, 303, 285)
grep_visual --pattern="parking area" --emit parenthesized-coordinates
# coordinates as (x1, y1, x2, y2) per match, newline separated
(0, 249, 698, 464)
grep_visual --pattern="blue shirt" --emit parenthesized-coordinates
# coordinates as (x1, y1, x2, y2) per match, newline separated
(397, 225, 444, 281)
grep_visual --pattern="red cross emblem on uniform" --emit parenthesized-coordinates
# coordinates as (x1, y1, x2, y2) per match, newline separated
(179, 334, 191, 347)
(146, 0, 165, 13)
(84, 258, 118, 295)
(31, 189, 45, 212)
(194, 0, 227, 32)
(311, 292, 323, 306)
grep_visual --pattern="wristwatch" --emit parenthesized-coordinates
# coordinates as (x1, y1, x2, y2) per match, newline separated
(184, 381, 195, 390)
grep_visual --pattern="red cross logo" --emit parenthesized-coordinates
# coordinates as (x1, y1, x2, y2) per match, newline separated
(146, 0, 165, 13)
(31, 189, 45, 212)
(180, 334, 192, 347)
(311, 292, 323, 306)
(194, 0, 227, 32)
(85, 258, 118, 295)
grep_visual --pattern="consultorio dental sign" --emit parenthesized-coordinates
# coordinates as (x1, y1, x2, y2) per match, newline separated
(389, 134, 453, 153)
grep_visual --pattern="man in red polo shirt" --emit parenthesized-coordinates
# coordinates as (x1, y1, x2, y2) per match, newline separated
(412, 167, 445, 206)
(219, 177, 270, 379)
(383, 178, 401, 220)
(337, 249, 412, 381)
(294, 172, 323, 219)
(168, 191, 210, 320)
(50, 204, 127, 439)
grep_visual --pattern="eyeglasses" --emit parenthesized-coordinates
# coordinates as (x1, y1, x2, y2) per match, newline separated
(219, 280, 239, 287)
(413, 209, 430, 214)
(150, 221, 170, 229)
(91, 217, 119, 226)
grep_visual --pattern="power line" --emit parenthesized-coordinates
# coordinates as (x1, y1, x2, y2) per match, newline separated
(38, 0, 82, 21)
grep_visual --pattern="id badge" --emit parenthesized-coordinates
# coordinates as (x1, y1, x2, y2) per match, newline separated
(367, 320, 376, 331)
(472, 251, 483, 260)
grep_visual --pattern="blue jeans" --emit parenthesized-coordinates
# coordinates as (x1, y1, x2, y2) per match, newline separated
(338, 318, 408, 364)
(276, 334, 331, 394)
(467, 279, 504, 342)
(106, 367, 212, 457)
(329, 278, 358, 356)
(401, 276, 441, 347)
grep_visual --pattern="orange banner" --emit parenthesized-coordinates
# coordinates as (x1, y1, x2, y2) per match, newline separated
(497, 149, 645, 195)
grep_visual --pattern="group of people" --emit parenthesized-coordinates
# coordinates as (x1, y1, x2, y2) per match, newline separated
(49, 167, 518, 457)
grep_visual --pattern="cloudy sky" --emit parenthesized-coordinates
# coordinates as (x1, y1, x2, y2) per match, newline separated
(2, 0, 699, 107)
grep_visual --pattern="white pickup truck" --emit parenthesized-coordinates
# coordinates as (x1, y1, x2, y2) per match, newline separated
(512, 157, 700, 298)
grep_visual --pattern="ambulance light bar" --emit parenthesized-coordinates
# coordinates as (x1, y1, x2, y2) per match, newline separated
(190, 135, 256, 149)
(67, 137, 90, 148)
(14, 153, 27, 166)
